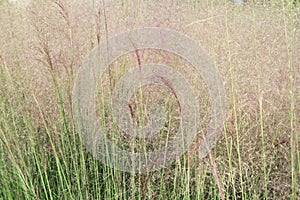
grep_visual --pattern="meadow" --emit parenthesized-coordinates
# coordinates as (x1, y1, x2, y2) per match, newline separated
(0, 0, 299, 199)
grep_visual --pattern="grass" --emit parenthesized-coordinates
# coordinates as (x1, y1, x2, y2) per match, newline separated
(0, 0, 299, 199)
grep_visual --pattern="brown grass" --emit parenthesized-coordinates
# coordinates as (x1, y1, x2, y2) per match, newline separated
(0, 0, 299, 199)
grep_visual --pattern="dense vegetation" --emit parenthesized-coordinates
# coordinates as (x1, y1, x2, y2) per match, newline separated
(0, 0, 299, 199)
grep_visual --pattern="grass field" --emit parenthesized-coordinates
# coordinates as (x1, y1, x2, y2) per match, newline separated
(0, 0, 299, 199)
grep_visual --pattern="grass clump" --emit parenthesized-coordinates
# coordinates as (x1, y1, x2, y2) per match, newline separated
(0, 0, 299, 199)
